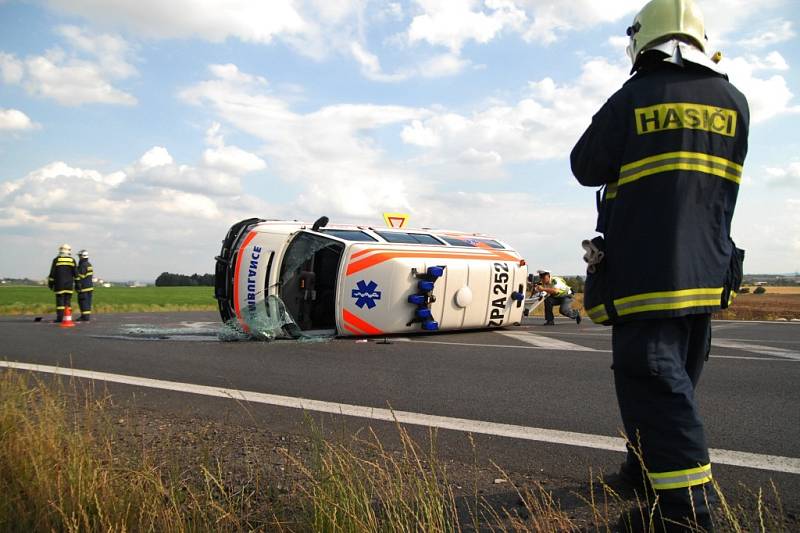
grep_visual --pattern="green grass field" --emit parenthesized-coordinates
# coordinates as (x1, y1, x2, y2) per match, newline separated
(0, 285, 216, 315)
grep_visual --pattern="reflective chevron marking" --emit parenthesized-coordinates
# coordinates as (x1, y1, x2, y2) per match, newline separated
(495, 331, 596, 351)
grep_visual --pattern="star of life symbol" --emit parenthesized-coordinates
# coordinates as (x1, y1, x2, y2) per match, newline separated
(352, 280, 382, 309)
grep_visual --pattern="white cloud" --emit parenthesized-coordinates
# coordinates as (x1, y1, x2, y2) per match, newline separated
(401, 119, 441, 147)
(0, 108, 38, 131)
(209, 63, 268, 86)
(181, 64, 433, 218)
(385, 2, 404, 21)
(350, 42, 411, 82)
(733, 195, 800, 274)
(23, 53, 136, 106)
(0, 27, 137, 106)
(724, 52, 800, 123)
(137, 146, 174, 169)
(57, 25, 138, 78)
(418, 53, 470, 77)
(697, 0, 783, 45)
(0, 52, 24, 84)
(764, 161, 800, 188)
(127, 146, 243, 197)
(202, 123, 267, 174)
(516, 0, 640, 44)
(407, 0, 526, 52)
(0, 143, 278, 279)
(400, 56, 630, 174)
(413, 189, 596, 274)
(739, 19, 795, 48)
(45, 0, 308, 43)
(350, 42, 469, 82)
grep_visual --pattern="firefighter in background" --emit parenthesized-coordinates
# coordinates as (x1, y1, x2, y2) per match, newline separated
(534, 269, 581, 326)
(48, 244, 77, 322)
(571, 0, 749, 530)
(75, 249, 94, 321)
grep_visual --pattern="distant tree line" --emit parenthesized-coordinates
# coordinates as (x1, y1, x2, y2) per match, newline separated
(155, 272, 214, 287)
(0, 278, 42, 286)
(564, 276, 585, 294)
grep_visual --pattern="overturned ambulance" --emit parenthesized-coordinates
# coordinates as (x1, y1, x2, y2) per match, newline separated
(214, 217, 529, 338)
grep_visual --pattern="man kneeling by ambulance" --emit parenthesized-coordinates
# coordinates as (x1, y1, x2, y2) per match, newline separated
(534, 269, 581, 326)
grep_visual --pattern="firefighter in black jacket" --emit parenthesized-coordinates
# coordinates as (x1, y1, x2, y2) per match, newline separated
(75, 249, 94, 321)
(570, 0, 748, 530)
(48, 244, 77, 322)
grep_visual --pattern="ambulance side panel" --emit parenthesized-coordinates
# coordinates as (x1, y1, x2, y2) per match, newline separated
(337, 246, 527, 336)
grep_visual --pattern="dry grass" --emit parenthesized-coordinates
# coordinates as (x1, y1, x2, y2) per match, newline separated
(714, 293, 800, 321)
(1, 368, 795, 532)
(0, 370, 279, 532)
(527, 292, 800, 321)
(741, 286, 800, 295)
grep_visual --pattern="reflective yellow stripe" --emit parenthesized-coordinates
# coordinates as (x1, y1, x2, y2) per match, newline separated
(78, 288, 94, 292)
(55, 290, 74, 295)
(619, 151, 742, 188)
(81, 311, 92, 314)
(621, 151, 744, 173)
(56, 306, 65, 310)
(586, 303, 610, 324)
(551, 277, 570, 297)
(605, 181, 618, 200)
(649, 464, 712, 490)
(614, 287, 723, 317)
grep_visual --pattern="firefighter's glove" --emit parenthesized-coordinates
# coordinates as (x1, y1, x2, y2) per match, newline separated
(582, 238, 605, 274)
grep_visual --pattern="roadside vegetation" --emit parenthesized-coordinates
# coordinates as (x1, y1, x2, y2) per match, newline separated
(524, 290, 800, 322)
(0, 286, 216, 315)
(3, 284, 799, 320)
(713, 286, 800, 321)
(0, 369, 794, 532)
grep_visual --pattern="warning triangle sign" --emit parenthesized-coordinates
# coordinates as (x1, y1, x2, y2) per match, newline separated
(382, 212, 409, 229)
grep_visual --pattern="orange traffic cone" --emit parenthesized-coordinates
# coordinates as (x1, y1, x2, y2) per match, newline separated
(60, 306, 76, 328)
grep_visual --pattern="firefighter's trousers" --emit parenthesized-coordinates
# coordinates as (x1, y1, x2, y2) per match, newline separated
(612, 314, 715, 531)
(55, 292, 72, 322)
(78, 292, 93, 319)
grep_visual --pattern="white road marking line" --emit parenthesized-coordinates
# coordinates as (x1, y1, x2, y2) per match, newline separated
(713, 320, 800, 325)
(394, 338, 795, 361)
(711, 339, 800, 361)
(711, 355, 798, 362)
(496, 331, 596, 351)
(3, 360, 799, 475)
(392, 338, 612, 352)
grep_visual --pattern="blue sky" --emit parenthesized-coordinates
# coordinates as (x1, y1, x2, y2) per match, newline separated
(1, 0, 799, 281)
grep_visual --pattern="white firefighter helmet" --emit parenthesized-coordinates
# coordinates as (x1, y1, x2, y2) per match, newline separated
(59, 243, 72, 255)
(78, 249, 89, 258)
(626, 0, 706, 67)
(536, 269, 551, 277)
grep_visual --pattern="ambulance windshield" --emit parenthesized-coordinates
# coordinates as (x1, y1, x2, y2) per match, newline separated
(278, 232, 344, 331)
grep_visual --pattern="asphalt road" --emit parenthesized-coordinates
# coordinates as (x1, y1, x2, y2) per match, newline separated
(2, 311, 799, 514)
